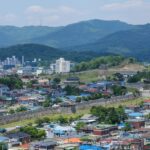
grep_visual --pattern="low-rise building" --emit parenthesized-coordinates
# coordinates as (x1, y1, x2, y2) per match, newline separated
(126, 119, 145, 129)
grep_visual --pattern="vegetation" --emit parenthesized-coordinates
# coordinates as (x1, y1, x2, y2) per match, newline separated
(90, 105, 127, 124)
(73, 56, 125, 72)
(75, 122, 86, 131)
(35, 115, 81, 127)
(20, 126, 46, 140)
(1, 97, 144, 128)
(123, 122, 132, 131)
(75, 93, 110, 103)
(111, 85, 127, 96)
(35, 117, 50, 127)
(0, 20, 132, 48)
(9, 106, 27, 114)
(0, 44, 114, 63)
(43, 96, 52, 107)
(26, 79, 38, 88)
(1, 21, 150, 61)
(75, 24, 150, 61)
(0, 75, 23, 89)
(16, 106, 27, 112)
(64, 85, 82, 96)
(128, 71, 150, 83)
(107, 73, 124, 81)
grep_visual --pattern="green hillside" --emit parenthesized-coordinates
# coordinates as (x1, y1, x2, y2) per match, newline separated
(0, 19, 133, 48)
(32, 19, 133, 48)
(0, 44, 112, 62)
(71, 24, 150, 61)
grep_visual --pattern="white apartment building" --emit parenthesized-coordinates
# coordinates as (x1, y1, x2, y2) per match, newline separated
(55, 58, 70, 73)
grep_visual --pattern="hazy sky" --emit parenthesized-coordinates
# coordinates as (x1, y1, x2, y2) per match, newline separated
(0, 0, 150, 26)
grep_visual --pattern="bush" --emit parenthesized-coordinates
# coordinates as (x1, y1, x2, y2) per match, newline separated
(20, 126, 46, 140)
(16, 106, 27, 112)
(57, 116, 68, 124)
(75, 122, 86, 131)
(90, 105, 127, 124)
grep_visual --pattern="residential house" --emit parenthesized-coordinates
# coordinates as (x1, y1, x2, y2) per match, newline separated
(64, 77, 80, 86)
(126, 119, 146, 129)
(93, 124, 118, 136)
(79, 114, 98, 125)
(0, 84, 9, 96)
(6, 132, 31, 144)
(30, 141, 57, 150)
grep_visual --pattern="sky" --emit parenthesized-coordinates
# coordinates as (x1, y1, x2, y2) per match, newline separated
(0, 0, 150, 26)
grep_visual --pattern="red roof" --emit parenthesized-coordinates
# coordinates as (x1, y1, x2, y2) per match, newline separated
(144, 99, 150, 103)
(20, 143, 29, 150)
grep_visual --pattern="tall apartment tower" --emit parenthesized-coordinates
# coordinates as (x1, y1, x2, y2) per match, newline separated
(55, 58, 70, 73)
(22, 56, 24, 66)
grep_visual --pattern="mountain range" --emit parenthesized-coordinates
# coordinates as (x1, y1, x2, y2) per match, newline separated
(0, 44, 111, 62)
(0, 19, 133, 48)
(0, 19, 150, 61)
(70, 24, 150, 61)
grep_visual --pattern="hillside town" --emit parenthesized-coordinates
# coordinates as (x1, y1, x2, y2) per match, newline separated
(0, 0, 150, 149)
(0, 55, 150, 150)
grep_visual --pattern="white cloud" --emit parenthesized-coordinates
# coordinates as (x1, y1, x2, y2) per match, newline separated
(24, 5, 84, 26)
(0, 13, 17, 25)
(26, 5, 48, 14)
(100, 0, 143, 11)
(99, 0, 150, 24)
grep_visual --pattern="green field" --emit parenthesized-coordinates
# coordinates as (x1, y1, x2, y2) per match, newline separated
(59, 70, 102, 83)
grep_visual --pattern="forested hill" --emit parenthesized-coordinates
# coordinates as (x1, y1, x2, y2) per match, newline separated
(0, 44, 114, 62)
(0, 19, 133, 48)
(0, 44, 64, 61)
(73, 56, 136, 72)
(31, 19, 133, 48)
(70, 24, 150, 61)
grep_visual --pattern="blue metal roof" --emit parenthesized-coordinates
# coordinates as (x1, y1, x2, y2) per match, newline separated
(128, 112, 143, 117)
(80, 144, 104, 150)
(0, 136, 9, 142)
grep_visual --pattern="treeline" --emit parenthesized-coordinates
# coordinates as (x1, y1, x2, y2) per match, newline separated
(128, 71, 150, 83)
(73, 56, 131, 72)
(0, 75, 23, 89)
(90, 105, 127, 124)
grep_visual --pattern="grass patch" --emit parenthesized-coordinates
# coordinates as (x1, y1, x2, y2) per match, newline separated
(105, 97, 145, 108)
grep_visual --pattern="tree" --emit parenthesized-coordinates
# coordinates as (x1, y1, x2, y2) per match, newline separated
(123, 122, 131, 131)
(111, 85, 127, 96)
(75, 122, 86, 131)
(26, 79, 38, 88)
(53, 77, 61, 84)
(76, 97, 82, 103)
(9, 109, 15, 114)
(20, 126, 46, 139)
(64, 85, 82, 95)
(116, 105, 127, 121)
(90, 105, 127, 124)
(43, 96, 52, 107)
(0, 75, 23, 90)
(74, 56, 125, 72)
(16, 106, 27, 112)
(43, 117, 50, 123)
(35, 118, 44, 127)
(54, 98, 62, 104)
(57, 116, 68, 124)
